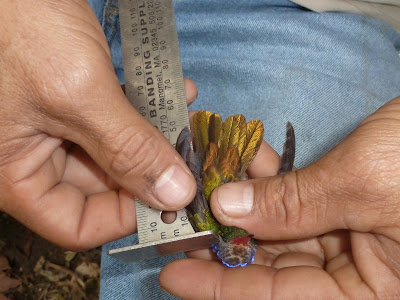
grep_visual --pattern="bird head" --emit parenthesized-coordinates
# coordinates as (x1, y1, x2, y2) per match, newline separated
(213, 235, 257, 267)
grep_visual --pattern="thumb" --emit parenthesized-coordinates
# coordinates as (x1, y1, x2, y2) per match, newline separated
(63, 83, 196, 211)
(209, 129, 394, 239)
(210, 168, 336, 239)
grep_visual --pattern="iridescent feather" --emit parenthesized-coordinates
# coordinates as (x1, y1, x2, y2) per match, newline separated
(177, 111, 295, 267)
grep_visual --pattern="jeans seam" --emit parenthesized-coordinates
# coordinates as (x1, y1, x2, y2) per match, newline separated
(102, 0, 119, 46)
(101, 0, 111, 30)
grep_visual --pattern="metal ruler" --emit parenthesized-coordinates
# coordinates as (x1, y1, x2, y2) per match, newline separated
(108, 0, 218, 262)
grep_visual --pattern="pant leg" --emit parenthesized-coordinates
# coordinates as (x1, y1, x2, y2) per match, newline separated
(176, 0, 400, 167)
(87, 0, 400, 299)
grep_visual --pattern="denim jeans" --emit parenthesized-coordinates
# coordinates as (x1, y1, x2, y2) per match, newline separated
(87, 0, 400, 299)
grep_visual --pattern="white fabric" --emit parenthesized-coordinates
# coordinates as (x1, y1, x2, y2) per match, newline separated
(291, 0, 400, 32)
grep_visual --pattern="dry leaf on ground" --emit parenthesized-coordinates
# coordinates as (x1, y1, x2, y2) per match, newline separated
(0, 255, 20, 293)
(0, 272, 21, 293)
(75, 262, 100, 278)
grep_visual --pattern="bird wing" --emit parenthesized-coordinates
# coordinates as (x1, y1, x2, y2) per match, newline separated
(175, 127, 210, 232)
(278, 122, 295, 174)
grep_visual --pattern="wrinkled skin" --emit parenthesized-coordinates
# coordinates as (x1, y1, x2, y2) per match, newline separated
(0, 0, 198, 251)
(3, 1, 400, 298)
(160, 97, 400, 299)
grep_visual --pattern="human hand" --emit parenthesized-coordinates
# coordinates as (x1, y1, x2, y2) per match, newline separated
(0, 1, 197, 250)
(160, 96, 400, 299)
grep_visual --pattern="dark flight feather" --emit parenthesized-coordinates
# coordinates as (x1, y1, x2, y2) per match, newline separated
(278, 122, 295, 174)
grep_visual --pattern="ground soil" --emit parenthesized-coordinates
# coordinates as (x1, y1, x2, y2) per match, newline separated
(0, 213, 100, 300)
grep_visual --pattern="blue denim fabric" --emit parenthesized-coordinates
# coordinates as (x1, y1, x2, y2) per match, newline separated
(87, 0, 400, 299)
(101, 0, 124, 82)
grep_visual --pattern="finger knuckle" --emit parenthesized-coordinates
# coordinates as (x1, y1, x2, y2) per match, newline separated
(256, 172, 305, 230)
(107, 127, 161, 182)
(279, 173, 304, 229)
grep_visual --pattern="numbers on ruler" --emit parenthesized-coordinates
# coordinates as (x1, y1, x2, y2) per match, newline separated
(148, 3, 163, 30)
(146, 215, 191, 239)
(120, 0, 194, 242)
(150, 221, 157, 233)
(167, 99, 174, 111)
(134, 46, 140, 57)
(128, 0, 179, 139)
(162, 58, 169, 70)
(129, 7, 138, 36)
(139, 106, 146, 117)
(160, 40, 166, 51)
(136, 65, 142, 76)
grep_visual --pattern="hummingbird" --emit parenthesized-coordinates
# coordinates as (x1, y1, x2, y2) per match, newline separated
(176, 111, 295, 268)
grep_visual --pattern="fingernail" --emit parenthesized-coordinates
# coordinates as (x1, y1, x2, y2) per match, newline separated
(216, 183, 254, 217)
(154, 165, 193, 208)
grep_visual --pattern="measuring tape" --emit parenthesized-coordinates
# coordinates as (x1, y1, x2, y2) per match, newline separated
(108, 0, 218, 262)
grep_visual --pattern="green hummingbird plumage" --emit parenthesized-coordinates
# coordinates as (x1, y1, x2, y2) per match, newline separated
(176, 111, 295, 267)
